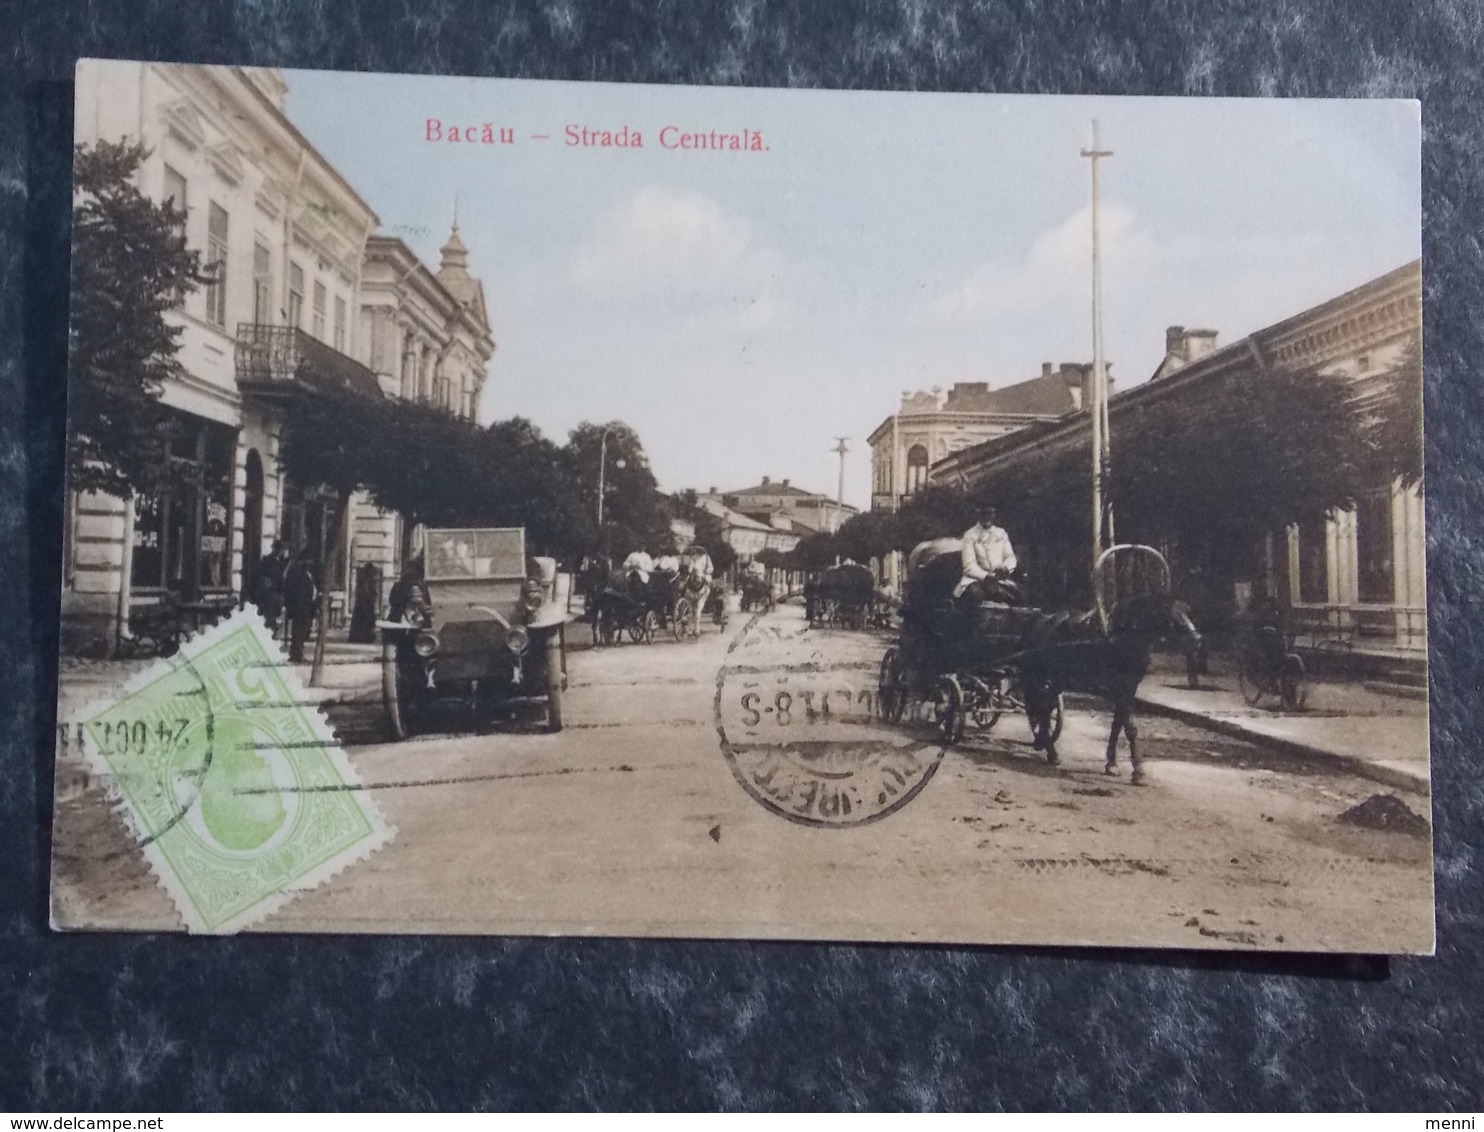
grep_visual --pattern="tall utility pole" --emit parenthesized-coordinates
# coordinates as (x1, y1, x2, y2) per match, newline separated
(1081, 119, 1115, 570)
(833, 437, 850, 503)
(832, 438, 849, 529)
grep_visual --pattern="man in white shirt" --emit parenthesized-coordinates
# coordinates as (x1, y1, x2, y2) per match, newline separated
(953, 501, 1018, 604)
(622, 549, 654, 593)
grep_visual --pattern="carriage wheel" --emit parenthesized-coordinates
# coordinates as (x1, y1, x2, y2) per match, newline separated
(630, 609, 658, 644)
(1238, 647, 1268, 706)
(1279, 654, 1308, 711)
(1046, 693, 1065, 742)
(670, 597, 692, 641)
(937, 675, 966, 745)
(877, 647, 908, 723)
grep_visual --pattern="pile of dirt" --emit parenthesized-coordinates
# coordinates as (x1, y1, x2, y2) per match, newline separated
(1337, 793, 1432, 837)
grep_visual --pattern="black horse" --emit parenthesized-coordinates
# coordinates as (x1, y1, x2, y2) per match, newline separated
(1020, 591, 1200, 785)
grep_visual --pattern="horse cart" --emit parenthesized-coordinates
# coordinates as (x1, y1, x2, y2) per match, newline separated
(378, 527, 568, 739)
(809, 562, 882, 630)
(876, 538, 1063, 743)
(879, 541, 1199, 782)
(591, 569, 674, 645)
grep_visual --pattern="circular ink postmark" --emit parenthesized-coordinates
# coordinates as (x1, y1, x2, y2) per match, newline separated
(714, 604, 947, 827)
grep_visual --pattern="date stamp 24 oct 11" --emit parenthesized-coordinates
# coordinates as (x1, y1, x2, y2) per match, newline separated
(64, 608, 392, 934)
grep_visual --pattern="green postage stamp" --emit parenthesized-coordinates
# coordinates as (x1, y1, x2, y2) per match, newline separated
(67, 609, 393, 933)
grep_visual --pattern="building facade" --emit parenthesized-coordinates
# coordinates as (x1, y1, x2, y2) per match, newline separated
(933, 261, 1424, 653)
(868, 370, 1094, 513)
(351, 230, 495, 596)
(64, 62, 494, 654)
(700, 477, 857, 537)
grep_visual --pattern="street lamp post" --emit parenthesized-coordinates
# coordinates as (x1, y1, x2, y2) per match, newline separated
(596, 427, 624, 562)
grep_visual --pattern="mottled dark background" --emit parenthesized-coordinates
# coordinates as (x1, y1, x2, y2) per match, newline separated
(3, 0, 1482, 1111)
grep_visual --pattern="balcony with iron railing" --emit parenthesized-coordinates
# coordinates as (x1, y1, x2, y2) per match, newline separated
(235, 323, 383, 399)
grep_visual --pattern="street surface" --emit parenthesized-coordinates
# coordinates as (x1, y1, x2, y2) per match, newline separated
(51, 602, 1433, 951)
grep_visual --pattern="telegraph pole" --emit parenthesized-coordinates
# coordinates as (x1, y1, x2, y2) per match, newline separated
(1081, 120, 1115, 570)
(832, 437, 849, 531)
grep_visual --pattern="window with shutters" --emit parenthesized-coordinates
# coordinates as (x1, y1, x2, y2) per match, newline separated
(205, 203, 228, 327)
(288, 262, 304, 328)
(252, 242, 273, 324)
(312, 280, 326, 340)
(333, 295, 346, 352)
(163, 166, 187, 231)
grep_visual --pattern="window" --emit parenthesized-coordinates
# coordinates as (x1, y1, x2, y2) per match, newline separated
(333, 296, 346, 353)
(312, 280, 326, 340)
(205, 203, 228, 326)
(163, 166, 187, 230)
(906, 445, 930, 494)
(252, 242, 273, 324)
(130, 412, 236, 598)
(288, 263, 304, 328)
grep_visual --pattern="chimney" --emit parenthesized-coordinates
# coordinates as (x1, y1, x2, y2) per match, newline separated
(1042, 362, 1053, 377)
(781, 478, 790, 488)
(1164, 326, 1219, 368)
(761, 475, 770, 485)
(708, 486, 716, 495)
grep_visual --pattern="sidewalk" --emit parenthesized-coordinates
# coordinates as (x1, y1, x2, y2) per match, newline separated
(56, 635, 384, 725)
(1135, 664, 1430, 795)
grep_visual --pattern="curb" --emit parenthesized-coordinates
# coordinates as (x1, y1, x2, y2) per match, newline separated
(1134, 695, 1430, 796)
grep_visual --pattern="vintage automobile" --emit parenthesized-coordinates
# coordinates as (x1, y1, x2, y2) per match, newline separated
(377, 527, 568, 738)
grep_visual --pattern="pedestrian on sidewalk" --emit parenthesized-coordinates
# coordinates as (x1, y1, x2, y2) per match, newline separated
(284, 550, 319, 664)
(256, 539, 289, 637)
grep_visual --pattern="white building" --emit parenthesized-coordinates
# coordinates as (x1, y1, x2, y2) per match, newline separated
(65, 61, 382, 652)
(351, 230, 495, 600)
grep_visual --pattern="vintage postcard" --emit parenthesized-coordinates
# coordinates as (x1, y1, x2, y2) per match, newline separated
(53, 61, 1429, 950)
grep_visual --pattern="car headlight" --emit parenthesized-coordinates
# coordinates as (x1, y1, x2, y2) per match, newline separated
(521, 584, 544, 614)
(413, 630, 439, 658)
(506, 626, 529, 654)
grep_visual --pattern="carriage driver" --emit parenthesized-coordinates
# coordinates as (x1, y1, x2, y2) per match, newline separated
(952, 500, 1018, 606)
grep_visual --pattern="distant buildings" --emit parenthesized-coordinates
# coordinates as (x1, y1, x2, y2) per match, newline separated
(682, 477, 859, 562)
(868, 368, 1097, 512)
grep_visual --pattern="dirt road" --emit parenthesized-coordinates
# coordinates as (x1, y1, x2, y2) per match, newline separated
(51, 603, 1434, 951)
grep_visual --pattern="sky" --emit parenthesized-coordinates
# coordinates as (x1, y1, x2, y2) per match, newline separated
(284, 70, 1419, 510)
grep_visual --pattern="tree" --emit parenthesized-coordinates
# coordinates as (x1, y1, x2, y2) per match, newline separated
(892, 485, 975, 551)
(279, 388, 590, 683)
(564, 422, 672, 560)
(68, 140, 206, 497)
(833, 509, 897, 564)
(1368, 337, 1423, 490)
(955, 364, 1376, 606)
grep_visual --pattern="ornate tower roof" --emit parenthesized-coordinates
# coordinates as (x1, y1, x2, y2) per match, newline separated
(433, 220, 489, 330)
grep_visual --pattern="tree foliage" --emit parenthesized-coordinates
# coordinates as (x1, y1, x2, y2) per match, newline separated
(277, 389, 588, 559)
(68, 140, 206, 497)
(564, 421, 673, 559)
(1368, 337, 1423, 490)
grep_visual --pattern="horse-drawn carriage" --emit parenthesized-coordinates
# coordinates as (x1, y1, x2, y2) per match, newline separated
(876, 538, 1063, 742)
(739, 572, 774, 614)
(878, 541, 1199, 782)
(377, 527, 568, 739)
(589, 563, 727, 644)
(807, 562, 885, 630)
